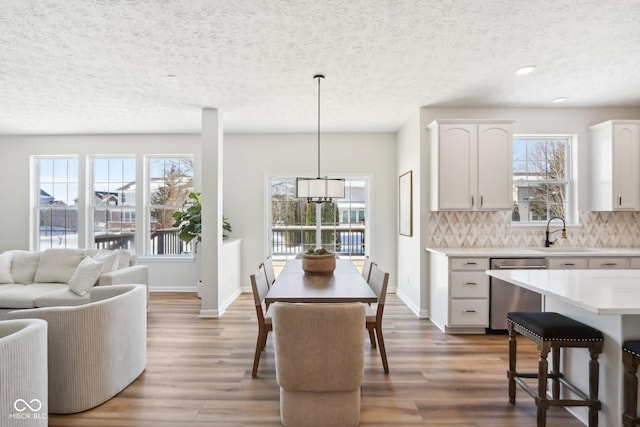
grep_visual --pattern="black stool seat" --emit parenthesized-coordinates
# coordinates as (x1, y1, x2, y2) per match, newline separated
(624, 340, 640, 357)
(507, 312, 604, 342)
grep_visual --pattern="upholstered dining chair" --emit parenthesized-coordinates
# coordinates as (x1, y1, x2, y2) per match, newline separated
(250, 267, 272, 377)
(271, 302, 366, 427)
(366, 265, 390, 373)
(361, 256, 376, 283)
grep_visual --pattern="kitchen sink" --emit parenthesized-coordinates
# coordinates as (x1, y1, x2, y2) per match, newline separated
(532, 247, 601, 253)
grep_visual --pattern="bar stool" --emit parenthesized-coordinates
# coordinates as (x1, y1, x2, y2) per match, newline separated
(623, 340, 640, 426)
(506, 312, 604, 427)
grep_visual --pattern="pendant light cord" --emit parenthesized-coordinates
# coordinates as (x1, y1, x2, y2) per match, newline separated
(314, 74, 324, 178)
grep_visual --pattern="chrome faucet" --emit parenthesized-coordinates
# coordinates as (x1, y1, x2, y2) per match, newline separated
(545, 216, 567, 247)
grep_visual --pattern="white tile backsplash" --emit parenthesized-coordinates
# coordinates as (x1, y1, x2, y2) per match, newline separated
(427, 211, 640, 248)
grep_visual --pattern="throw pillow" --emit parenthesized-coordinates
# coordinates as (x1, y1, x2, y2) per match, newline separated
(10, 251, 42, 284)
(116, 249, 132, 269)
(68, 257, 104, 296)
(92, 250, 119, 274)
(34, 248, 85, 284)
(0, 251, 13, 284)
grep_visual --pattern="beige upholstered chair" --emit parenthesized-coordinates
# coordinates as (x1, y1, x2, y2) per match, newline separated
(361, 256, 376, 283)
(272, 302, 366, 427)
(250, 267, 272, 377)
(366, 265, 390, 373)
(0, 319, 48, 427)
(8, 284, 147, 414)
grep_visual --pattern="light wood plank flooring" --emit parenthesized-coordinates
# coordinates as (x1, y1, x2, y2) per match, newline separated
(48, 292, 584, 426)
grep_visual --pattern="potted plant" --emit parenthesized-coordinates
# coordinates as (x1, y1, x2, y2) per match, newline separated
(302, 247, 336, 276)
(172, 192, 233, 254)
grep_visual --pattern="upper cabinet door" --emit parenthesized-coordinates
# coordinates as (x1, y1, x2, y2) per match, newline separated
(613, 123, 640, 210)
(589, 120, 640, 211)
(437, 124, 477, 210)
(477, 124, 513, 210)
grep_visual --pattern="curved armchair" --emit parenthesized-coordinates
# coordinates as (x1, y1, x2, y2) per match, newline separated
(8, 284, 147, 414)
(272, 302, 365, 427)
(0, 319, 48, 427)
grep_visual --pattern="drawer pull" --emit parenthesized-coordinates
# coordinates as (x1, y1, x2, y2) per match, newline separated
(464, 262, 477, 265)
(464, 309, 477, 313)
(562, 263, 575, 266)
(463, 282, 478, 285)
(603, 263, 618, 266)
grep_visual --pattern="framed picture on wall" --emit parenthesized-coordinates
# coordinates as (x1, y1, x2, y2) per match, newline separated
(399, 170, 412, 236)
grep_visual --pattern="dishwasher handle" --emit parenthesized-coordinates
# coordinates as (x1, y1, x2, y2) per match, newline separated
(496, 265, 547, 270)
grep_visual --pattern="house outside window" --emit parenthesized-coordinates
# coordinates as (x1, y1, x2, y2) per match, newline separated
(35, 157, 79, 249)
(147, 156, 194, 256)
(92, 157, 136, 252)
(512, 136, 573, 224)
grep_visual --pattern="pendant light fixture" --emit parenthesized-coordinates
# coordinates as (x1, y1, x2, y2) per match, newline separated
(295, 74, 345, 203)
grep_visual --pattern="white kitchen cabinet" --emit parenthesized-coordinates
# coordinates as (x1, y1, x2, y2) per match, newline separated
(589, 120, 640, 211)
(429, 253, 489, 333)
(587, 257, 629, 269)
(630, 258, 640, 269)
(428, 119, 514, 211)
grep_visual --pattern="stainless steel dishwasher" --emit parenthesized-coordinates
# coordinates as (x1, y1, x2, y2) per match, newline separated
(487, 258, 547, 333)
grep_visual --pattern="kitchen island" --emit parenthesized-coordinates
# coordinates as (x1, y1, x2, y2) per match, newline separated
(486, 269, 640, 427)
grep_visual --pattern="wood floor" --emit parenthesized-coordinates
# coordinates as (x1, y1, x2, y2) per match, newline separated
(48, 292, 584, 426)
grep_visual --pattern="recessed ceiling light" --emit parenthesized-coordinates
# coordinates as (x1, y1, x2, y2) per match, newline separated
(515, 66, 537, 76)
(552, 97, 568, 103)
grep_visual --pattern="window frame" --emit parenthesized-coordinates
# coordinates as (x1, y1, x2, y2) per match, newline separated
(511, 134, 577, 226)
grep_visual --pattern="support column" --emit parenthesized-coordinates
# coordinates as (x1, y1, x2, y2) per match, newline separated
(199, 108, 223, 317)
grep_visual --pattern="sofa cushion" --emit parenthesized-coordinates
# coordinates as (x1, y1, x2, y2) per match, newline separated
(68, 257, 103, 296)
(0, 283, 67, 308)
(92, 250, 119, 273)
(116, 249, 132, 269)
(11, 251, 41, 284)
(34, 248, 85, 284)
(34, 288, 90, 307)
(0, 252, 13, 284)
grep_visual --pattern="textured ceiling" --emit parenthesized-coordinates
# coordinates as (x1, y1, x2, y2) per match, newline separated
(1, 0, 640, 135)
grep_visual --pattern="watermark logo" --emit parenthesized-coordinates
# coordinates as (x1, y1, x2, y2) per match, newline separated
(9, 399, 46, 420)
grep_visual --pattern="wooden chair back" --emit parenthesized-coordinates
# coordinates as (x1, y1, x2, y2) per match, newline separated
(361, 256, 376, 283)
(368, 265, 389, 307)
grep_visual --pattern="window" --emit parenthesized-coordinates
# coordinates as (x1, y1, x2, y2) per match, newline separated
(270, 177, 367, 260)
(35, 157, 79, 249)
(92, 157, 136, 252)
(512, 136, 572, 223)
(148, 157, 194, 255)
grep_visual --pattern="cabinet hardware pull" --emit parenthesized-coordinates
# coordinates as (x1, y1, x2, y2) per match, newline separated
(603, 263, 617, 266)
(463, 282, 477, 285)
(563, 263, 575, 266)
(471, 195, 474, 206)
(619, 195, 622, 207)
(480, 196, 483, 207)
(464, 309, 477, 313)
(464, 262, 477, 265)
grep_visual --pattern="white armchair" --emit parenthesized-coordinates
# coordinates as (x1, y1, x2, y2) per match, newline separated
(8, 284, 147, 414)
(0, 319, 48, 427)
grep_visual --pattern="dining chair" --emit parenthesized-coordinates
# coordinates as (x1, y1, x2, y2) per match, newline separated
(262, 256, 276, 287)
(250, 267, 272, 377)
(271, 302, 366, 427)
(361, 256, 376, 283)
(365, 265, 390, 373)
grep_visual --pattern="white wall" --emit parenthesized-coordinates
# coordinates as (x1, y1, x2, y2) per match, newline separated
(223, 133, 398, 291)
(395, 111, 426, 316)
(0, 134, 202, 291)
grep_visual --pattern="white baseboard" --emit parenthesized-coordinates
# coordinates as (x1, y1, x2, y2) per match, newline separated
(396, 288, 429, 318)
(199, 309, 220, 318)
(149, 286, 197, 293)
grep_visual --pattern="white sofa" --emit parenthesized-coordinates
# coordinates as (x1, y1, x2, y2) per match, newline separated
(0, 248, 148, 320)
(0, 318, 48, 427)
(8, 284, 147, 414)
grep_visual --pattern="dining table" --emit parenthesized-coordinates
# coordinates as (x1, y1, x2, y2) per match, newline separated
(265, 259, 377, 304)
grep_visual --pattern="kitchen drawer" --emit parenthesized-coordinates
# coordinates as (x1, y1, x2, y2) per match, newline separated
(450, 272, 489, 298)
(630, 258, 640, 269)
(450, 257, 489, 271)
(449, 299, 488, 326)
(547, 258, 588, 269)
(588, 257, 629, 269)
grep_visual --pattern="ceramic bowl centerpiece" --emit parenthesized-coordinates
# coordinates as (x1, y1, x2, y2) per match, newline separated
(302, 248, 336, 276)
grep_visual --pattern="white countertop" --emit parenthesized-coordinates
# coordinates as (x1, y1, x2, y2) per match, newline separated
(426, 246, 640, 257)
(486, 269, 640, 315)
